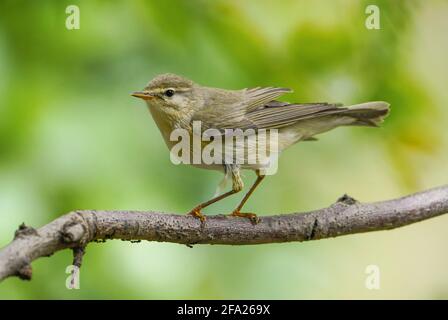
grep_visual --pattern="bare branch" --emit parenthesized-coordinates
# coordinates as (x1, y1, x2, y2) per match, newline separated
(1, 185, 447, 282)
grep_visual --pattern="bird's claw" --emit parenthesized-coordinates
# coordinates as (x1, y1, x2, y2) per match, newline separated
(230, 210, 260, 224)
(188, 207, 207, 223)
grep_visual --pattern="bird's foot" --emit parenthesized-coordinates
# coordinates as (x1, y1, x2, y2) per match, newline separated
(230, 210, 260, 224)
(188, 206, 207, 223)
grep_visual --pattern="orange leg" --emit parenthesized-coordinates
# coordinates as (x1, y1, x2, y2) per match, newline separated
(230, 170, 265, 223)
(188, 189, 238, 222)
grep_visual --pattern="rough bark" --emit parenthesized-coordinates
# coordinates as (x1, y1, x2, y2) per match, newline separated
(0, 185, 447, 282)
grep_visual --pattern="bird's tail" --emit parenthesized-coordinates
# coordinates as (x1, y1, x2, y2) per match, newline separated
(343, 101, 390, 127)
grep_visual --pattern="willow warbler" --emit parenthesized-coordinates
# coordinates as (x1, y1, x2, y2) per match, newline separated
(132, 73, 390, 223)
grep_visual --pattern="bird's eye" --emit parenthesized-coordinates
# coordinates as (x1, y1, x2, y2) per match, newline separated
(164, 89, 175, 97)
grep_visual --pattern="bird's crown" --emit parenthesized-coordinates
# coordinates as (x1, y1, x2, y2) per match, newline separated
(146, 73, 194, 90)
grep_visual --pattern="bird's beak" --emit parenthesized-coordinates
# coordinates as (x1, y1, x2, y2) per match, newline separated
(131, 91, 156, 100)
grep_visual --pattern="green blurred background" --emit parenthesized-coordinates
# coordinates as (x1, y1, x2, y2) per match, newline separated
(0, 0, 447, 299)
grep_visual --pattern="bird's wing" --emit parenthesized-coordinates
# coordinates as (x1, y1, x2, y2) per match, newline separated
(244, 87, 293, 112)
(244, 102, 346, 130)
(193, 87, 345, 133)
(191, 87, 292, 133)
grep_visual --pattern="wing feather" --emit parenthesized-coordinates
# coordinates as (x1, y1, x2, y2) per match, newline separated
(246, 103, 345, 129)
(191, 86, 345, 133)
(245, 87, 292, 111)
(192, 86, 292, 132)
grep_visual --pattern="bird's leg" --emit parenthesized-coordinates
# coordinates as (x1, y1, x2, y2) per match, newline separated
(230, 170, 265, 224)
(188, 189, 238, 222)
(188, 165, 243, 222)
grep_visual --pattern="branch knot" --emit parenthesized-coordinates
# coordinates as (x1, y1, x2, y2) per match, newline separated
(14, 223, 38, 240)
(337, 194, 358, 205)
(59, 211, 94, 246)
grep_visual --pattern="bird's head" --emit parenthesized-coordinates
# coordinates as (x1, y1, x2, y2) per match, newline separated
(132, 73, 198, 112)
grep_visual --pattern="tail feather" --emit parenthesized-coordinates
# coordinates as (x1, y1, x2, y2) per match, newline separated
(344, 101, 390, 127)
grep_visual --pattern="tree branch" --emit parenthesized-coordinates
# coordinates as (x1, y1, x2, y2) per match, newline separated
(1, 185, 447, 282)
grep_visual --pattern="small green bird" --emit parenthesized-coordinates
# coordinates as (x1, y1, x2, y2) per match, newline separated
(132, 73, 390, 222)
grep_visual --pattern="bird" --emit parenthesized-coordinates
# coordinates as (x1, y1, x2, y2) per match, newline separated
(132, 73, 390, 223)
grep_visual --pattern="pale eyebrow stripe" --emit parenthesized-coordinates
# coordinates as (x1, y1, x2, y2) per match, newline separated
(149, 87, 191, 93)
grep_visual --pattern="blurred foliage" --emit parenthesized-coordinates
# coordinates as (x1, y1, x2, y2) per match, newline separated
(0, 0, 447, 299)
